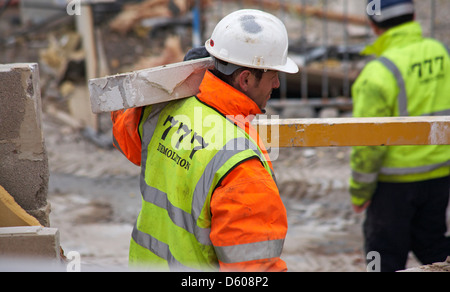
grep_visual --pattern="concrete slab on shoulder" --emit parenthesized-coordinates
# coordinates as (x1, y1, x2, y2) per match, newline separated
(89, 57, 214, 113)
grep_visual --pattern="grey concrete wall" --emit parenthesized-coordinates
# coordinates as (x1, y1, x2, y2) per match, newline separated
(0, 63, 50, 226)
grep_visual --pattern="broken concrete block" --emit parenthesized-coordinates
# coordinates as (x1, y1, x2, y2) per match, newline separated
(89, 57, 214, 113)
(0, 226, 60, 260)
(399, 257, 450, 272)
(0, 63, 50, 226)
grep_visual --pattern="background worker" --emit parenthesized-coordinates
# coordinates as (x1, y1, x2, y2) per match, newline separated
(111, 9, 298, 271)
(350, 0, 450, 271)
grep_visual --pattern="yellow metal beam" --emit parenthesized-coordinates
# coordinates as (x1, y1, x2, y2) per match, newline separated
(255, 116, 450, 147)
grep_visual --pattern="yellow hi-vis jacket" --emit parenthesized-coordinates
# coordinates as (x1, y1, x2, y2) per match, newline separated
(122, 71, 287, 271)
(350, 21, 450, 206)
(129, 97, 275, 271)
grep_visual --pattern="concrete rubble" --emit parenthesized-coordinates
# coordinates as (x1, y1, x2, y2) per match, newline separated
(89, 57, 213, 113)
(0, 226, 59, 259)
(0, 63, 62, 266)
(400, 257, 450, 272)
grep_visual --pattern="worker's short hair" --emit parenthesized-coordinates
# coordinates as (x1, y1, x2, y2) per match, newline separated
(370, 13, 414, 29)
(212, 57, 264, 85)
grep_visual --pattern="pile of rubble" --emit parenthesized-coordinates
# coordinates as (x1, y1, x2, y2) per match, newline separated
(401, 257, 450, 272)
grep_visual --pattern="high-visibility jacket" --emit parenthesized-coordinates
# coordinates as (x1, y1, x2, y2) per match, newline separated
(111, 70, 288, 271)
(350, 21, 450, 206)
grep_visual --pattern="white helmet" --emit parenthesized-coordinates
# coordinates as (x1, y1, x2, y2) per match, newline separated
(205, 9, 299, 74)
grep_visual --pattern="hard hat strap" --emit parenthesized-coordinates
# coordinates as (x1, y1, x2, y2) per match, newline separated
(213, 57, 243, 76)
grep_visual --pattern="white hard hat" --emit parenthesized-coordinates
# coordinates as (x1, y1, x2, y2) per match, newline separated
(205, 9, 299, 74)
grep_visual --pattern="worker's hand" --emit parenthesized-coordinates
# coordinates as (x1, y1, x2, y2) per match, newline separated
(352, 201, 371, 213)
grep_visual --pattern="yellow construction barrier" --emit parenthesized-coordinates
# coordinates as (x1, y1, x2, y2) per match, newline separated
(256, 116, 450, 147)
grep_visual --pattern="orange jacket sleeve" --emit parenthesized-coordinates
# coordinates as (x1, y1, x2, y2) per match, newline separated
(111, 108, 143, 166)
(210, 157, 288, 272)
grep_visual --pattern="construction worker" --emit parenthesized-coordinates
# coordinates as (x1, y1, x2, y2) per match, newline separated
(350, 0, 450, 271)
(110, 9, 298, 271)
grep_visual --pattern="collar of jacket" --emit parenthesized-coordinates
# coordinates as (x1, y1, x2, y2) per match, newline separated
(196, 70, 262, 120)
(361, 21, 423, 57)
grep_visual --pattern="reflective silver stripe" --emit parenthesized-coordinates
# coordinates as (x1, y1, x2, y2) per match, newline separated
(380, 160, 450, 175)
(443, 43, 450, 57)
(139, 137, 260, 246)
(371, 3, 414, 23)
(140, 103, 167, 148)
(214, 239, 285, 264)
(191, 137, 263, 221)
(131, 224, 199, 271)
(228, 116, 275, 179)
(112, 134, 126, 157)
(141, 185, 212, 246)
(352, 170, 378, 184)
(378, 57, 409, 116)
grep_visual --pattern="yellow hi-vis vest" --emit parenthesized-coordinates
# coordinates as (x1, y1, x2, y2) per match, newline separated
(129, 96, 274, 271)
(350, 21, 450, 205)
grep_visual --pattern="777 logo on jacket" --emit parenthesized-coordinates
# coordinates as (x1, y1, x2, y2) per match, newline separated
(160, 108, 280, 161)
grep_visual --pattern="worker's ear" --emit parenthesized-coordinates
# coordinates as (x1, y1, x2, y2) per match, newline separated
(236, 70, 252, 92)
